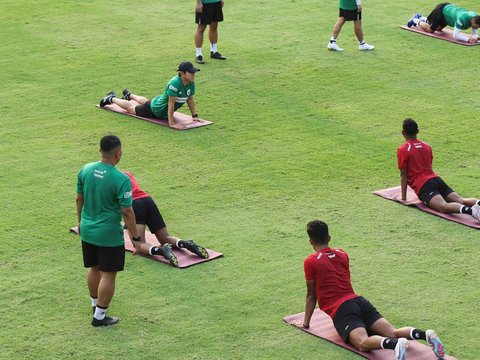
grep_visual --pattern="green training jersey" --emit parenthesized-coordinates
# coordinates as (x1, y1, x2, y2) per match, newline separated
(201, 0, 222, 3)
(443, 4, 476, 30)
(339, 0, 358, 11)
(77, 161, 132, 247)
(150, 75, 195, 119)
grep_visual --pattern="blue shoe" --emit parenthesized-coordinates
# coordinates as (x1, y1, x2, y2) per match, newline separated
(414, 13, 422, 19)
(395, 338, 408, 360)
(426, 330, 445, 359)
(407, 16, 416, 28)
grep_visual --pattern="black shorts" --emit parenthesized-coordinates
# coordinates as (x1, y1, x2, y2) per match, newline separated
(417, 177, 454, 206)
(333, 296, 383, 343)
(82, 241, 125, 272)
(427, 3, 450, 31)
(132, 196, 166, 233)
(196, 1, 224, 25)
(135, 101, 157, 118)
(339, 8, 361, 21)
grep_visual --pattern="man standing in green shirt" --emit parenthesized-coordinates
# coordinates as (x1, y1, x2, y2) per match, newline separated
(407, 3, 480, 43)
(76, 135, 141, 327)
(100, 61, 202, 130)
(327, 0, 374, 51)
(194, 0, 227, 64)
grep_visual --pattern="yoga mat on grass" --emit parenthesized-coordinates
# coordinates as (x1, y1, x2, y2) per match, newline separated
(69, 227, 223, 268)
(284, 309, 457, 360)
(400, 25, 480, 46)
(373, 186, 480, 229)
(96, 102, 213, 130)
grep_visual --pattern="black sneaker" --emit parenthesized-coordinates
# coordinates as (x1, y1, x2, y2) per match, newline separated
(196, 55, 205, 64)
(210, 52, 226, 60)
(99, 91, 116, 107)
(91, 316, 119, 327)
(161, 244, 178, 267)
(183, 240, 209, 259)
(122, 88, 131, 100)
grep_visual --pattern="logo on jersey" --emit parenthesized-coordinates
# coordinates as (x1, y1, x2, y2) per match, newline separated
(187, 89, 191, 96)
(124, 191, 132, 198)
(93, 169, 106, 179)
(169, 84, 178, 92)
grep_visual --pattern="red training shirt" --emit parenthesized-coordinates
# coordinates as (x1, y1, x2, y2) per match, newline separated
(397, 139, 438, 194)
(122, 171, 150, 201)
(304, 247, 359, 318)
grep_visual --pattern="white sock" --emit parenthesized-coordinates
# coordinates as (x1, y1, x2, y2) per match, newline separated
(94, 306, 107, 320)
(148, 246, 155, 255)
(210, 43, 218, 53)
(91, 296, 97, 307)
(330, 37, 336, 43)
(420, 16, 427, 21)
(195, 48, 203, 57)
(175, 239, 181, 248)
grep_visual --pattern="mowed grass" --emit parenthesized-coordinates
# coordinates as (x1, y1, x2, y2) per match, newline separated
(1, 0, 479, 359)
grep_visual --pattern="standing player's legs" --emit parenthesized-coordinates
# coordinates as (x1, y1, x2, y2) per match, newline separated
(353, 19, 364, 43)
(327, 17, 346, 51)
(195, 24, 208, 56)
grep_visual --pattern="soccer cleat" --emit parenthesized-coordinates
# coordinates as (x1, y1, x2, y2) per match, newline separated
(99, 91, 116, 107)
(359, 42, 375, 51)
(210, 51, 226, 60)
(91, 316, 119, 327)
(327, 42, 343, 51)
(196, 55, 205, 64)
(122, 88, 131, 100)
(161, 244, 178, 267)
(182, 240, 209, 259)
(471, 204, 480, 221)
(407, 16, 416, 28)
(394, 338, 408, 360)
(426, 330, 446, 359)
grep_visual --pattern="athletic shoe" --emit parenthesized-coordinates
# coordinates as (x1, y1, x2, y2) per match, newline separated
(92, 306, 95, 315)
(161, 244, 178, 267)
(182, 240, 209, 259)
(210, 51, 226, 60)
(359, 42, 375, 51)
(327, 42, 343, 51)
(196, 55, 205, 64)
(99, 91, 116, 107)
(407, 15, 416, 28)
(91, 316, 119, 327)
(426, 329, 446, 359)
(414, 13, 422, 19)
(394, 338, 408, 360)
(471, 204, 480, 221)
(122, 88, 131, 100)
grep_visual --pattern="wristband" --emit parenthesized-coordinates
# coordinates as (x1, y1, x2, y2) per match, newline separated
(132, 235, 141, 242)
(192, 113, 198, 118)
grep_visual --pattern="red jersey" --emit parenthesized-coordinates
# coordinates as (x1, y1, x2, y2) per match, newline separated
(123, 171, 150, 200)
(303, 247, 359, 318)
(397, 139, 438, 194)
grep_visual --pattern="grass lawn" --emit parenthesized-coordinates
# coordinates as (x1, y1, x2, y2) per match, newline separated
(1, 0, 479, 359)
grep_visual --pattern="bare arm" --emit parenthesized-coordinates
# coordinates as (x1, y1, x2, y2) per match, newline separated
(187, 96, 200, 121)
(453, 26, 473, 42)
(195, 0, 203, 12)
(121, 206, 140, 239)
(400, 168, 408, 201)
(76, 194, 84, 234)
(302, 280, 317, 328)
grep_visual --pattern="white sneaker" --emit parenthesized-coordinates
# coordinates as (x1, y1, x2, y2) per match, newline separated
(359, 42, 375, 51)
(471, 204, 480, 221)
(394, 338, 408, 360)
(425, 330, 446, 359)
(327, 42, 343, 51)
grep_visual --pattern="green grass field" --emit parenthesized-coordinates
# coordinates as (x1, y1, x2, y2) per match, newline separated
(1, 0, 479, 359)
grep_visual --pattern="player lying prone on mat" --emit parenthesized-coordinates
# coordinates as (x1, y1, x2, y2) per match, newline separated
(294, 220, 446, 360)
(100, 61, 203, 130)
(123, 171, 209, 267)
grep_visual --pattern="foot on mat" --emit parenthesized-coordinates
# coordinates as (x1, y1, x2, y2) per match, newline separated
(122, 88, 131, 100)
(426, 329, 446, 359)
(100, 91, 116, 107)
(210, 52, 226, 60)
(395, 338, 408, 360)
(182, 240, 209, 259)
(160, 244, 178, 267)
(92, 316, 119, 327)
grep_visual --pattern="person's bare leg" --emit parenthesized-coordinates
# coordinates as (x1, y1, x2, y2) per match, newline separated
(87, 266, 101, 298)
(129, 93, 149, 105)
(446, 192, 478, 207)
(111, 97, 137, 114)
(154, 227, 180, 247)
(428, 194, 464, 213)
(208, 22, 219, 45)
(332, 17, 346, 38)
(354, 20, 364, 42)
(368, 317, 397, 337)
(97, 271, 117, 308)
(195, 24, 207, 48)
(348, 327, 385, 352)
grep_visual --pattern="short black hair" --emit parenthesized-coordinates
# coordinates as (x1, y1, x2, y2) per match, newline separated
(473, 15, 480, 25)
(100, 135, 121, 153)
(403, 118, 418, 136)
(306, 220, 329, 245)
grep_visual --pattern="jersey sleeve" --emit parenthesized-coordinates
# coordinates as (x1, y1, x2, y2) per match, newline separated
(76, 168, 84, 194)
(397, 146, 407, 170)
(166, 79, 180, 97)
(117, 176, 133, 207)
(304, 257, 315, 281)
